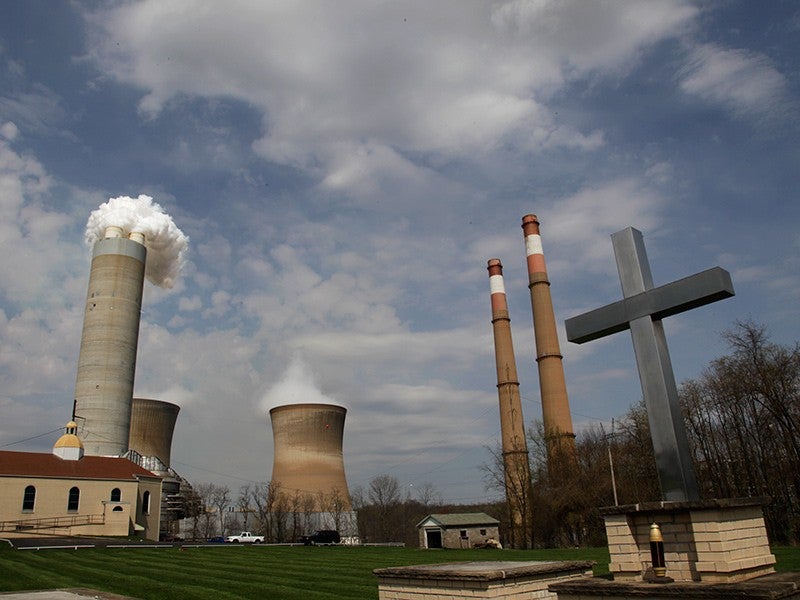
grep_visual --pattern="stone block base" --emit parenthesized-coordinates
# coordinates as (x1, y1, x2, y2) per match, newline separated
(600, 497, 776, 583)
(551, 571, 800, 599)
(374, 560, 593, 600)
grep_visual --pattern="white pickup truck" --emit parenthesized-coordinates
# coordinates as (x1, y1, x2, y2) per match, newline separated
(224, 531, 264, 543)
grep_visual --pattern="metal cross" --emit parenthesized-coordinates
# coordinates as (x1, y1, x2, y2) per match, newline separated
(565, 227, 734, 502)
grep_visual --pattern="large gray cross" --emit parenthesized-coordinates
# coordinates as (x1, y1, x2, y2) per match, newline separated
(565, 227, 734, 502)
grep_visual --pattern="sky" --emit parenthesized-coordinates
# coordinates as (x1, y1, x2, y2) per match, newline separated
(1, 0, 798, 505)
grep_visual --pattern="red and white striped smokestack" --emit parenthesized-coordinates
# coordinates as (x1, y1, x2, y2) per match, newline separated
(488, 258, 532, 549)
(521, 214, 577, 464)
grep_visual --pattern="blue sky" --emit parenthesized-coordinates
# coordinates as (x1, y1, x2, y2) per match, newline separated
(1, 1, 798, 504)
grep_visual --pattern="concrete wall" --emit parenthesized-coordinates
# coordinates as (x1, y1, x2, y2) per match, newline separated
(0, 474, 161, 541)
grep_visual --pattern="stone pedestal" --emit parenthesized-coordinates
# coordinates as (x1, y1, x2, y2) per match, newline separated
(374, 560, 593, 600)
(550, 572, 800, 599)
(600, 497, 775, 583)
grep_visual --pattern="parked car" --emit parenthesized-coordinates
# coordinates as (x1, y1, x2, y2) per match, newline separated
(225, 531, 265, 543)
(206, 536, 225, 543)
(299, 530, 340, 546)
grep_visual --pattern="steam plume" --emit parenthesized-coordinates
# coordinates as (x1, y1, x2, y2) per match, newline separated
(261, 354, 338, 412)
(85, 194, 189, 288)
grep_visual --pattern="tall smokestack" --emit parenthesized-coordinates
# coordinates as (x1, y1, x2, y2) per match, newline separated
(73, 195, 188, 457)
(73, 227, 147, 456)
(129, 398, 180, 473)
(521, 214, 577, 465)
(487, 258, 532, 549)
(269, 403, 352, 511)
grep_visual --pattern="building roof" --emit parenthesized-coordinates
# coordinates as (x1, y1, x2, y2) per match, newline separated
(0, 450, 160, 481)
(417, 512, 500, 528)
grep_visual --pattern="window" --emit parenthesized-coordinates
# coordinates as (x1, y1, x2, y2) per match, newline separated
(460, 529, 468, 539)
(22, 486, 36, 512)
(68, 487, 80, 512)
(480, 529, 487, 536)
(112, 506, 123, 512)
(143, 490, 151, 515)
(110, 488, 121, 502)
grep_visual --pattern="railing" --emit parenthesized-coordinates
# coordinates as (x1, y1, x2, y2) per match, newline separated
(0, 514, 104, 532)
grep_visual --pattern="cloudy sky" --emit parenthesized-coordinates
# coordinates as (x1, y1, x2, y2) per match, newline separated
(1, 1, 798, 504)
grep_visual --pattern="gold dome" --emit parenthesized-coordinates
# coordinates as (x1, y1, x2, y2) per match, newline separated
(53, 421, 84, 459)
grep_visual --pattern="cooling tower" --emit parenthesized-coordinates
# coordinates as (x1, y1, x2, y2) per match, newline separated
(73, 226, 146, 456)
(129, 398, 180, 473)
(269, 403, 352, 511)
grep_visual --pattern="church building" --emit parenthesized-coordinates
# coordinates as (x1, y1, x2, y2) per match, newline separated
(0, 422, 162, 540)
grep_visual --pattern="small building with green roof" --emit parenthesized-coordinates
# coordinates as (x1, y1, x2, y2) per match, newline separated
(416, 512, 500, 549)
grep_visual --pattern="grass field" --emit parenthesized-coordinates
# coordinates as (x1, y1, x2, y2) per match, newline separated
(0, 544, 797, 599)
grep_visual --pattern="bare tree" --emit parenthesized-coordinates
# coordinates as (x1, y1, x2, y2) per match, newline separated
(237, 484, 253, 532)
(318, 487, 348, 532)
(301, 492, 316, 535)
(192, 482, 218, 539)
(679, 320, 800, 543)
(350, 485, 366, 510)
(368, 474, 402, 541)
(209, 485, 231, 537)
(414, 481, 442, 508)
(252, 480, 281, 541)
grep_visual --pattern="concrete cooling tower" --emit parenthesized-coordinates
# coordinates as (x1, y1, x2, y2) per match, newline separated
(128, 397, 192, 540)
(269, 403, 353, 512)
(73, 226, 147, 456)
(129, 398, 180, 474)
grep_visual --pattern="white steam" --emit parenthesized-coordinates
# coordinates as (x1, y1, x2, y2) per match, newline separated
(261, 354, 339, 412)
(85, 194, 189, 288)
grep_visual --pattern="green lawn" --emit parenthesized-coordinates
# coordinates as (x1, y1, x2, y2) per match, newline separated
(0, 544, 796, 600)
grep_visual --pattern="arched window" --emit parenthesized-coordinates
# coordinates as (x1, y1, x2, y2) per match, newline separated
(67, 487, 80, 512)
(22, 485, 36, 512)
(142, 490, 151, 515)
(110, 488, 121, 502)
(112, 506, 123, 512)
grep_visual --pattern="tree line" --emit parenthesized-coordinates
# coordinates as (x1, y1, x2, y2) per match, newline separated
(489, 320, 799, 547)
(182, 481, 353, 542)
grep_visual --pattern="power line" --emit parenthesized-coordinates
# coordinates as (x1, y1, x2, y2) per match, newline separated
(1, 428, 63, 448)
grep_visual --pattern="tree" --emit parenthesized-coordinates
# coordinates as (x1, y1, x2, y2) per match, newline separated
(367, 474, 403, 542)
(237, 484, 254, 531)
(678, 320, 800, 543)
(413, 481, 442, 508)
(192, 482, 218, 539)
(251, 480, 282, 541)
(209, 485, 231, 537)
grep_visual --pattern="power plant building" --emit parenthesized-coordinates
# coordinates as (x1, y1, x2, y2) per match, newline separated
(269, 403, 356, 536)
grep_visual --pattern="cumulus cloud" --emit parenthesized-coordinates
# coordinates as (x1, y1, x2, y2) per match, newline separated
(84, 0, 696, 196)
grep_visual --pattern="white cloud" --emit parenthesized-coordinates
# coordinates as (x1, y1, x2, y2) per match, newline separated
(84, 0, 696, 195)
(680, 43, 789, 119)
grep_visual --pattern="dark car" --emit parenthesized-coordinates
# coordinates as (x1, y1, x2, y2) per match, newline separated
(300, 530, 340, 546)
